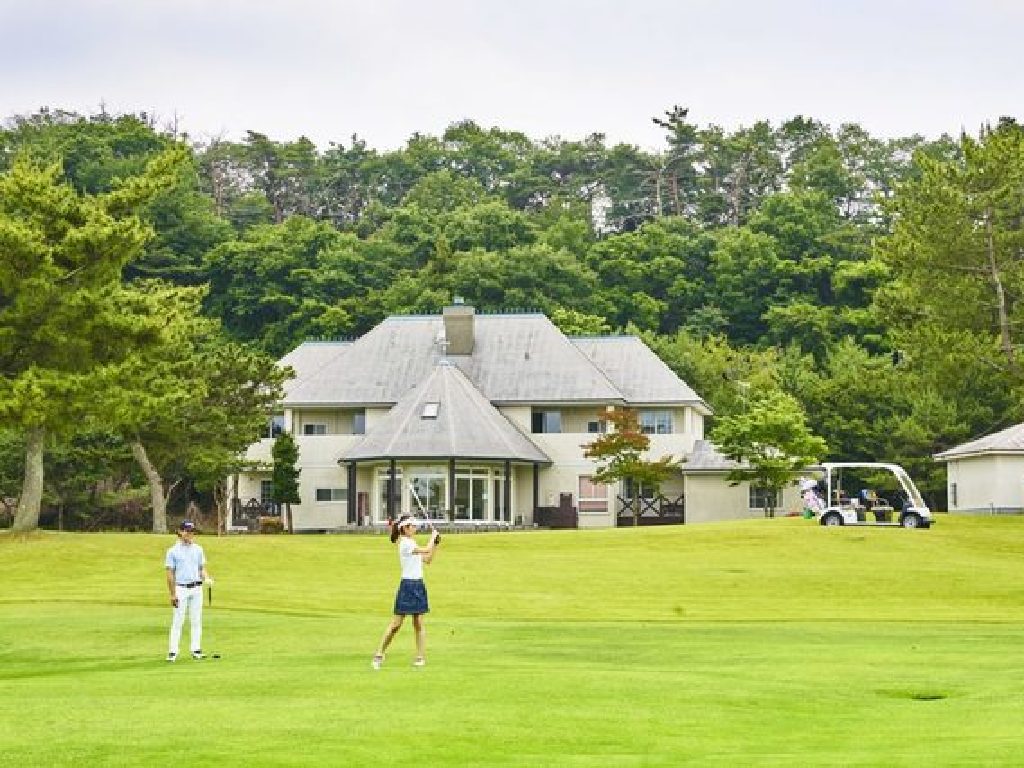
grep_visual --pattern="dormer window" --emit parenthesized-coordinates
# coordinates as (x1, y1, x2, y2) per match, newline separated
(422, 402, 440, 419)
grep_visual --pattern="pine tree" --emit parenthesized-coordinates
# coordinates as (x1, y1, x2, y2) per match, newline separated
(0, 150, 183, 531)
(271, 431, 300, 534)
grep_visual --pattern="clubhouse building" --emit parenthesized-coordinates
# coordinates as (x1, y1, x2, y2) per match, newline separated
(230, 304, 799, 531)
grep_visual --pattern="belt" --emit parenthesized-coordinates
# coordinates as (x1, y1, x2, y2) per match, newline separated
(177, 581, 203, 588)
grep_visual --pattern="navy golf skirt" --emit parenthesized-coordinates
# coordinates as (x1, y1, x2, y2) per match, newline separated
(394, 578, 429, 615)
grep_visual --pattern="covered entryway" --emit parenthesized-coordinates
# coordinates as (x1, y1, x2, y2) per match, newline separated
(339, 358, 550, 526)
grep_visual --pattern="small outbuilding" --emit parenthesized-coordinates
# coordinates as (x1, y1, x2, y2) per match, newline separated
(680, 440, 804, 521)
(933, 423, 1024, 514)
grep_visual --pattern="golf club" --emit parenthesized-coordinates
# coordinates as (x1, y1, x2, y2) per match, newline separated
(206, 580, 220, 658)
(408, 482, 441, 545)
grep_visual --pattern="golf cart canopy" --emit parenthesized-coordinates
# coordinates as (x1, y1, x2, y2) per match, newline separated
(810, 461, 933, 529)
(820, 462, 927, 510)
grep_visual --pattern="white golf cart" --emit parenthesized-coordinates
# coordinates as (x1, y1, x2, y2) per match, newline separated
(816, 462, 934, 529)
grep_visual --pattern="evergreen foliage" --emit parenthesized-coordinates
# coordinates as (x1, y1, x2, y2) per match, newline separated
(2, 106, 1020, 525)
(271, 431, 301, 534)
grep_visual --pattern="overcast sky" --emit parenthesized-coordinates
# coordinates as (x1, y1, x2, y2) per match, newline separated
(3, 0, 1021, 151)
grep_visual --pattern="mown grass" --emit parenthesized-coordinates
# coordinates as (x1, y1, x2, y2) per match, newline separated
(2, 516, 1024, 766)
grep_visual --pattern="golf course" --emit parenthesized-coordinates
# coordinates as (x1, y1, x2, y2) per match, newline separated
(2, 515, 1023, 766)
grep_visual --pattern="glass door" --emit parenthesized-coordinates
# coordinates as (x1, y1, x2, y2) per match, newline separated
(376, 469, 403, 522)
(493, 477, 507, 522)
(409, 470, 447, 520)
(454, 471, 488, 520)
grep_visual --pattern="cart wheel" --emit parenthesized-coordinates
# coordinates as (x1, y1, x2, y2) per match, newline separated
(900, 512, 922, 528)
(821, 512, 843, 527)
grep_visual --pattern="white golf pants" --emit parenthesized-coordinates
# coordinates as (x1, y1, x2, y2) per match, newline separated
(169, 584, 203, 654)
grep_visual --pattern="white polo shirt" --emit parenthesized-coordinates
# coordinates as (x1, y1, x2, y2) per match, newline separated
(399, 537, 423, 580)
(165, 541, 205, 584)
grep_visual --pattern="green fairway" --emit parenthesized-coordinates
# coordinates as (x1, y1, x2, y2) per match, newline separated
(2, 516, 1024, 766)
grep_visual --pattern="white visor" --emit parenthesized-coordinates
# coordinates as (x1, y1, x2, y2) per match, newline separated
(397, 517, 419, 529)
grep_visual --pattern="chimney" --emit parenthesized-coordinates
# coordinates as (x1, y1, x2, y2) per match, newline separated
(443, 301, 475, 355)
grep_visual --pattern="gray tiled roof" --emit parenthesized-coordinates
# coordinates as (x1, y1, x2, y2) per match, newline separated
(283, 312, 700, 407)
(680, 440, 744, 471)
(934, 423, 1024, 460)
(278, 341, 351, 400)
(340, 360, 550, 463)
(570, 336, 710, 412)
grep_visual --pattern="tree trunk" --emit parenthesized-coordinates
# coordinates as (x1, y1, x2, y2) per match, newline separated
(985, 209, 1016, 371)
(213, 479, 227, 536)
(131, 440, 168, 534)
(12, 426, 46, 532)
(285, 502, 294, 534)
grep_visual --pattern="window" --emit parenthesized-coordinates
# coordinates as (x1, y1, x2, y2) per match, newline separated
(639, 410, 672, 435)
(422, 402, 439, 419)
(260, 480, 274, 505)
(352, 409, 366, 435)
(531, 409, 562, 434)
(578, 476, 609, 513)
(454, 468, 489, 520)
(587, 420, 607, 434)
(409, 471, 446, 519)
(376, 469, 403, 520)
(749, 486, 779, 510)
(950, 482, 957, 508)
(492, 473, 508, 522)
(623, 478, 655, 500)
(266, 415, 285, 438)
(315, 488, 347, 502)
(303, 423, 327, 435)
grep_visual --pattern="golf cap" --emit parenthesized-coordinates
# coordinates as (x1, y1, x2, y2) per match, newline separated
(179, 520, 196, 531)
(799, 478, 817, 491)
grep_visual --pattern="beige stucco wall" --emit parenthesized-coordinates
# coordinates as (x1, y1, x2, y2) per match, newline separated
(290, 408, 356, 435)
(235, 435, 362, 530)
(682, 474, 804, 523)
(526, 415, 699, 529)
(684, 475, 759, 523)
(945, 454, 1024, 513)
(234, 403, 711, 530)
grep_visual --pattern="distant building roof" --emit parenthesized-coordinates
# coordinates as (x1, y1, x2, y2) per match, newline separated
(282, 311, 704, 409)
(570, 336, 710, 412)
(278, 341, 351, 401)
(680, 440, 743, 472)
(934, 423, 1024, 461)
(340, 360, 550, 464)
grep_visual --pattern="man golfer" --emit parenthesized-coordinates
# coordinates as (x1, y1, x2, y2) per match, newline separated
(165, 520, 211, 661)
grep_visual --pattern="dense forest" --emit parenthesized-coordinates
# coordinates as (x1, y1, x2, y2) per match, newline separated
(2, 106, 1023, 528)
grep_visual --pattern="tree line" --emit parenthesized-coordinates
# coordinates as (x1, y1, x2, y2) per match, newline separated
(2, 106, 1022, 529)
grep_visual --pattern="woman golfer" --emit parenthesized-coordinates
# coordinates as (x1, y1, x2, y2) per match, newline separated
(372, 515, 440, 669)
